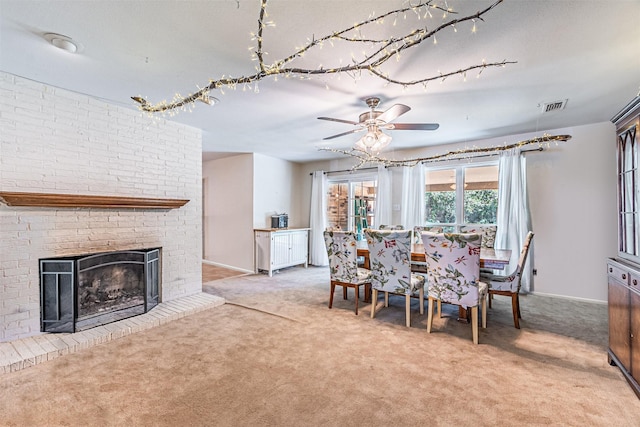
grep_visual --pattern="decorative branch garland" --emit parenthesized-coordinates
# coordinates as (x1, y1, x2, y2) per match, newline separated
(131, 0, 515, 114)
(320, 134, 572, 169)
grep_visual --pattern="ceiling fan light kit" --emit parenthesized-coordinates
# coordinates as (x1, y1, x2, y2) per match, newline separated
(319, 96, 439, 152)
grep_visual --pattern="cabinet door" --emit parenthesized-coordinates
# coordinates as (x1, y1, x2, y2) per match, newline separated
(609, 277, 631, 369)
(631, 288, 640, 381)
(289, 231, 308, 265)
(272, 232, 291, 268)
(618, 123, 639, 258)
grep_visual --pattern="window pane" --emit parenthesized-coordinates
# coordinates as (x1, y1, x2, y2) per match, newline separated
(463, 165, 498, 224)
(425, 169, 456, 224)
(327, 182, 348, 231)
(326, 179, 376, 238)
(351, 181, 376, 239)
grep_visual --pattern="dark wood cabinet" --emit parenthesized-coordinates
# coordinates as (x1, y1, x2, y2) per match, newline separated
(609, 96, 640, 399)
(607, 259, 640, 398)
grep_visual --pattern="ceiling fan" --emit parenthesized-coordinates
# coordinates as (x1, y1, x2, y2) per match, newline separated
(318, 97, 439, 152)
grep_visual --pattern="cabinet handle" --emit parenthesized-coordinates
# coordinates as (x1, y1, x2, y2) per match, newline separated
(609, 267, 613, 273)
(634, 279, 638, 286)
(622, 274, 627, 280)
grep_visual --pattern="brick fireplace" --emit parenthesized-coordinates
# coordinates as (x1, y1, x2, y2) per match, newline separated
(0, 71, 203, 342)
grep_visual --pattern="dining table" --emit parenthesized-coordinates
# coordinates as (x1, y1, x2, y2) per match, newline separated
(356, 242, 512, 321)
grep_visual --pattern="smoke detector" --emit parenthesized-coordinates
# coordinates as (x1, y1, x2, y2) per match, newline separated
(44, 33, 80, 53)
(540, 99, 568, 114)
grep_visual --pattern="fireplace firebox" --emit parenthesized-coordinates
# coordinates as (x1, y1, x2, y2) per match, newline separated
(40, 248, 160, 333)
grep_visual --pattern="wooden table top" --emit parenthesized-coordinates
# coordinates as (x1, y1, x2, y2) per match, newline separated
(357, 243, 512, 270)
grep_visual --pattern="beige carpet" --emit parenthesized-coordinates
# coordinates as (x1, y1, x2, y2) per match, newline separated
(1, 265, 639, 426)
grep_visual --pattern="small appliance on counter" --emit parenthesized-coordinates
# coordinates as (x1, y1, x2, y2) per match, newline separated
(271, 213, 288, 229)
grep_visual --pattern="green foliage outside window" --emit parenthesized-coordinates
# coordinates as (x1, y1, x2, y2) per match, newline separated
(464, 189, 498, 224)
(425, 189, 498, 225)
(426, 191, 456, 223)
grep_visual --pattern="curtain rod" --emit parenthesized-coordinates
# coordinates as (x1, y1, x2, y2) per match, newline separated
(309, 167, 378, 176)
(419, 146, 544, 165)
(309, 147, 544, 174)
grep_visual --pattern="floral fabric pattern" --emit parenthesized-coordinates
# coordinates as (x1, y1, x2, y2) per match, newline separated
(324, 230, 371, 284)
(364, 229, 424, 295)
(421, 232, 485, 308)
(378, 224, 404, 230)
(413, 225, 444, 244)
(459, 225, 497, 249)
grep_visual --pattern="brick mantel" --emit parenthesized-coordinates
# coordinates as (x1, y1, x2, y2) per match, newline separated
(0, 192, 189, 209)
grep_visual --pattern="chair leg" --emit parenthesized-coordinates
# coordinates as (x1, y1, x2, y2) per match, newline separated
(481, 294, 487, 329)
(438, 300, 442, 318)
(354, 285, 359, 315)
(488, 291, 493, 309)
(371, 289, 378, 318)
(427, 297, 434, 333)
(516, 293, 522, 318)
(419, 288, 424, 315)
(405, 294, 411, 327)
(329, 282, 336, 309)
(364, 283, 372, 303)
(343, 286, 348, 300)
(471, 306, 479, 344)
(384, 292, 389, 307)
(511, 293, 520, 329)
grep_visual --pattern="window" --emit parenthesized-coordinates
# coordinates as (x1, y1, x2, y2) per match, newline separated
(327, 175, 377, 240)
(425, 163, 498, 230)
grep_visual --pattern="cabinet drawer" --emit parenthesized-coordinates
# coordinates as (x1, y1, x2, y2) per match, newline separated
(608, 263, 630, 285)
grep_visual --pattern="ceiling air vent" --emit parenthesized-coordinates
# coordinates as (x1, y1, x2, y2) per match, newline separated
(541, 99, 568, 113)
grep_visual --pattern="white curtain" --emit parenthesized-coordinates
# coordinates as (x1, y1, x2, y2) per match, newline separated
(374, 165, 393, 227)
(309, 170, 329, 266)
(496, 149, 533, 291)
(401, 163, 425, 230)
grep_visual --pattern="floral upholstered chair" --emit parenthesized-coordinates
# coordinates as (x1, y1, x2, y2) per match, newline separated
(323, 230, 372, 315)
(378, 224, 404, 230)
(422, 232, 488, 344)
(413, 225, 444, 244)
(364, 229, 425, 327)
(480, 231, 534, 329)
(459, 225, 497, 249)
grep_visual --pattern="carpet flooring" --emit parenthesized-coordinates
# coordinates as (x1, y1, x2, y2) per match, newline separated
(1, 265, 639, 426)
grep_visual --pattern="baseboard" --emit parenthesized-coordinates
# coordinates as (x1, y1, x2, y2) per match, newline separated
(528, 291, 607, 305)
(202, 260, 253, 274)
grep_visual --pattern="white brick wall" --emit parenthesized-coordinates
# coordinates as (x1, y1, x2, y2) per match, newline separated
(0, 72, 203, 342)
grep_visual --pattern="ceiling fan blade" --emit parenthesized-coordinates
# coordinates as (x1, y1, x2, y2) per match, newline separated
(317, 117, 359, 125)
(389, 123, 440, 131)
(376, 104, 411, 123)
(323, 128, 363, 140)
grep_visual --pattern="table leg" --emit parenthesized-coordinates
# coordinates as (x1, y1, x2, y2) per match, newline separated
(458, 306, 470, 323)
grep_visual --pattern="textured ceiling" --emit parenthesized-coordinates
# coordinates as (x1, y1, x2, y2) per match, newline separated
(1, 0, 639, 162)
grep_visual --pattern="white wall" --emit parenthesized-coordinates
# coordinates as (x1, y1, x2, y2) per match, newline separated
(299, 122, 618, 302)
(527, 123, 617, 301)
(202, 152, 303, 273)
(253, 153, 303, 228)
(0, 72, 203, 342)
(203, 154, 254, 272)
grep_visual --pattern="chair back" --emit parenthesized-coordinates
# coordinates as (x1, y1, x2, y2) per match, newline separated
(323, 230, 359, 283)
(413, 225, 444, 244)
(459, 225, 497, 249)
(364, 229, 413, 294)
(422, 232, 482, 308)
(379, 224, 404, 230)
(513, 231, 535, 291)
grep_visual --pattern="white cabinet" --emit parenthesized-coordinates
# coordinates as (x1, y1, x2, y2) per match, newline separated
(254, 228, 309, 276)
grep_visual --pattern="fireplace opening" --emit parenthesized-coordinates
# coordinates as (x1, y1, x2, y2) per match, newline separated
(40, 248, 160, 333)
